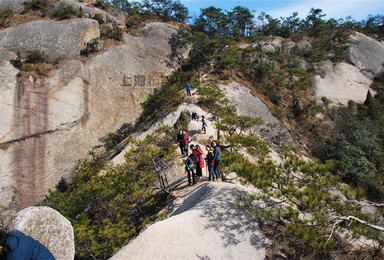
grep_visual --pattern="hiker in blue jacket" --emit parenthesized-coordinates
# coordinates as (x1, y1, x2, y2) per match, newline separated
(185, 83, 191, 96)
(0, 230, 55, 260)
(205, 145, 216, 181)
(211, 140, 222, 181)
(185, 154, 196, 185)
(201, 115, 207, 134)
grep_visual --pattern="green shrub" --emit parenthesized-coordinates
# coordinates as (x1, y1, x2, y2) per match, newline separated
(10, 50, 23, 70)
(53, 2, 77, 19)
(101, 24, 123, 41)
(43, 129, 175, 259)
(23, 0, 49, 16)
(26, 50, 47, 63)
(92, 13, 105, 24)
(81, 37, 101, 56)
(0, 7, 14, 27)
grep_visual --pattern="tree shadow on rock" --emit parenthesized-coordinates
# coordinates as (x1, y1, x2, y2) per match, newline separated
(199, 185, 269, 250)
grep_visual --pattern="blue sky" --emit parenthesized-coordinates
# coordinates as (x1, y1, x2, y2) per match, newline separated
(180, 0, 384, 22)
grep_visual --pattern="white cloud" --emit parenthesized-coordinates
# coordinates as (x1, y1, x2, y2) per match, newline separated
(266, 0, 384, 21)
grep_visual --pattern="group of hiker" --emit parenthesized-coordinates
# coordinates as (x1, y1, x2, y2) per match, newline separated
(178, 128, 222, 186)
(179, 83, 222, 185)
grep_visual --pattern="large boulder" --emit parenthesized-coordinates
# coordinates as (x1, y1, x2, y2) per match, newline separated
(0, 22, 178, 223)
(349, 32, 384, 75)
(7, 206, 75, 260)
(0, 18, 100, 62)
(313, 60, 374, 105)
(111, 182, 269, 259)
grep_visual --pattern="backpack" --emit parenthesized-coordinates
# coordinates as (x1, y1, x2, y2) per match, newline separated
(185, 133, 191, 143)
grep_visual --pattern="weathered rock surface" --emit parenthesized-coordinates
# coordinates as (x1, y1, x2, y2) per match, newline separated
(313, 60, 374, 105)
(53, 0, 125, 25)
(0, 22, 178, 224)
(349, 32, 384, 75)
(7, 206, 75, 260)
(111, 182, 269, 260)
(219, 82, 292, 144)
(0, 18, 100, 62)
(0, 0, 26, 13)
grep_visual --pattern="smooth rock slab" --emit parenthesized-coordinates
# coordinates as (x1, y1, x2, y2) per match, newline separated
(111, 182, 269, 260)
(313, 60, 373, 106)
(0, 18, 100, 62)
(349, 32, 384, 75)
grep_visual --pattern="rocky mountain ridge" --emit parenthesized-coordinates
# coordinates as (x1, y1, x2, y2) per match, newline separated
(0, 1, 384, 258)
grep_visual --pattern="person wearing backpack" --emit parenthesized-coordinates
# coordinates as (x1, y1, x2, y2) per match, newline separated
(201, 116, 208, 134)
(185, 154, 196, 185)
(211, 140, 222, 181)
(205, 145, 216, 181)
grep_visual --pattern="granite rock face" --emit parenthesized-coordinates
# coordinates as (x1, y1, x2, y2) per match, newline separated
(313, 60, 373, 106)
(349, 32, 384, 75)
(219, 82, 292, 145)
(0, 18, 100, 62)
(7, 206, 75, 260)
(0, 22, 178, 224)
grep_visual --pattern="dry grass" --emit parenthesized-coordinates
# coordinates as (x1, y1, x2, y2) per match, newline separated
(0, 143, 11, 150)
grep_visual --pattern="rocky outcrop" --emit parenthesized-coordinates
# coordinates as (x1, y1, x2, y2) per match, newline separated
(111, 182, 269, 259)
(0, 22, 178, 224)
(286, 38, 312, 56)
(313, 32, 383, 106)
(0, 18, 100, 62)
(313, 60, 373, 105)
(52, 0, 125, 25)
(7, 206, 75, 260)
(0, 0, 27, 13)
(219, 82, 293, 145)
(349, 32, 384, 75)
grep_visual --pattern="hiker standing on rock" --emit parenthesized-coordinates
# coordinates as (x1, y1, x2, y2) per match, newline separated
(190, 144, 205, 179)
(0, 230, 55, 260)
(185, 83, 191, 96)
(177, 129, 184, 156)
(182, 131, 190, 157)
(205, 145, 216, 181)
(211, 140, 222, 181)
(201, 115, 207, 134)
(185, 154, 196, 185)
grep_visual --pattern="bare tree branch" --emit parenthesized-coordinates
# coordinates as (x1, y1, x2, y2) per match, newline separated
(330, 215, 384, 232)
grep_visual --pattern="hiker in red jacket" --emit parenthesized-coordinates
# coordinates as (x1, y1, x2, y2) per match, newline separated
(190, 144, 204, 179)
(182, 131, 190, 157)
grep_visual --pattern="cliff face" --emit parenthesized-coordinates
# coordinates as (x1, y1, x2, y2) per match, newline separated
(0, 18, 178, 223)
(312, 32, 384, 105)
